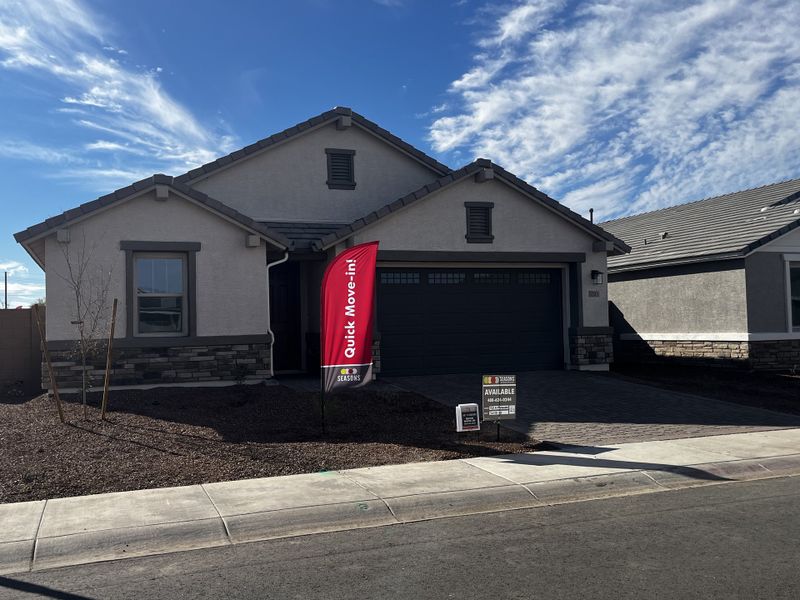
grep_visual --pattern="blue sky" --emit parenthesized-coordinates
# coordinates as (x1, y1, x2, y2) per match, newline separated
(1, 0, 800, 306)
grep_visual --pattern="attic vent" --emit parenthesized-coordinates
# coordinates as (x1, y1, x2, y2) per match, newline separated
(465, 202, 494, 243)
(660, 231, 668, 240)
(325, 148, 356, 190)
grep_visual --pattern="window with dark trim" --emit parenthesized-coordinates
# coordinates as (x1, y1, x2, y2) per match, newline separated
(790, 262, 800, 331)
(325, 148, 356, 190)
(121, 241, 199, 339)
(465, 202, 494, 243)
(134, 253, 187, 336)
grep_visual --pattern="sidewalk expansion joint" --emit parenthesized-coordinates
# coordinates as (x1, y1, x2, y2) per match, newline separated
(29, 499, 47, 573)
(640, 470, 669, 490)
(201, 484, 232, 543)
(459, 459, 538, 498)
(337, 471, 400, 523)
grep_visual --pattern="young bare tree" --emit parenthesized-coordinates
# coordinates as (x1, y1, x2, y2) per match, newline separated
(56, 231, 114, 419)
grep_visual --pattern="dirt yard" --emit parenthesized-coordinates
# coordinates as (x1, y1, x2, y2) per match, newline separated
(0, 383, 533, 503)
(613, 363, 800, 415)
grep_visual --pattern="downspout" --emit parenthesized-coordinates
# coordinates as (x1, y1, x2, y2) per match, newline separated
(266, 249, 290, 378)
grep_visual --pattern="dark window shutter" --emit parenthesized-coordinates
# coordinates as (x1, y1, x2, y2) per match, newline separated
(325, 149, 356, 189)
(465, 202, 494, 243)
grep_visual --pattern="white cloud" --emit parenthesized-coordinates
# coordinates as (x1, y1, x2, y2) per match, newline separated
(0, 260, 29, 276)
(430, 0, 800, 220)
(0, 0, 235, 184)
(0, 140, 80, 164)
(0, 259, 43, 308)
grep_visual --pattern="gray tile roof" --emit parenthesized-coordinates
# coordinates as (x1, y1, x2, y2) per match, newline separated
(14, 175, 293, 249)
(258, 221, 347, 250)
(175, 106, 451, 184)
(602, 178, 800, 272)
(313, 158, 630, 253)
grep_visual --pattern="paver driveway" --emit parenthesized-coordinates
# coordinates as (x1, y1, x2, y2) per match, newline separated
(384, 371, 800, 445)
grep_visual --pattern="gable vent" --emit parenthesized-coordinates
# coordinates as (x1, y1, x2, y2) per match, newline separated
(465, 202, 494, 243)
(325, 148, 356, 190)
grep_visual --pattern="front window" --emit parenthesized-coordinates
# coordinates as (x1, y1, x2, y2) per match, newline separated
(134, 253, 187, 336)
(791, 263, 800, 331)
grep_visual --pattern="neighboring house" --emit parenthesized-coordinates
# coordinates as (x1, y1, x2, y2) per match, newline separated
(15, 107, 628, 390)
(602, 179, 800, 370)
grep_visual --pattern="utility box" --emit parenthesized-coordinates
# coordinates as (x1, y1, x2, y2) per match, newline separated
(456, 403, 481, 432)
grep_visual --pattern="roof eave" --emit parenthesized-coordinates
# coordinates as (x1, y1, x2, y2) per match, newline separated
(13, 177, 293, 257)
(607, 250, 747, 274)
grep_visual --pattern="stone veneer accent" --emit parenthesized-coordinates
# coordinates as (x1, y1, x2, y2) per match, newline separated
(570, 333, 613, 367)
(43, 342, 270, 389)
(749, 340, 800, 370)
(372, 337, 381, 374)
(616, 338, 800, 371)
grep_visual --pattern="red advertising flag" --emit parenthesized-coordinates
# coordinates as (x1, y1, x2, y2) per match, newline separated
(320, 241, 379, 393)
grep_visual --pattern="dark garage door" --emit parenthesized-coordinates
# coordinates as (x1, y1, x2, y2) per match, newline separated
(377, 268, 563, 375)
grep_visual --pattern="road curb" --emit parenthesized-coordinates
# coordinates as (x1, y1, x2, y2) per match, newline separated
(31, 518, 230, 572)
(222, 499, 397, 544)
(2, 449, 800, 576)
(385, 484, 541, 522)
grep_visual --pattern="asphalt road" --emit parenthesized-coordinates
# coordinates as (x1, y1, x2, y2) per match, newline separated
(3, 477, 800, 599)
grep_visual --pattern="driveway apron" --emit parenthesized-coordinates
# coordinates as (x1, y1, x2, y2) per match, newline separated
(383, 371, 800, 445)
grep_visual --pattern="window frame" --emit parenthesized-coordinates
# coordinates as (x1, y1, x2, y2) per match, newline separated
(121, 241, 199, 340)
(133, 252, 188, 337)
(464, 201, 494, 244)
(787, 257, 800, 332)
(325, 148, 356, 190)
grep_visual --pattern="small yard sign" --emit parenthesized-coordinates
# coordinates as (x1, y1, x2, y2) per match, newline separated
(456, 403, 480, 432)
(482, 374, 516, 421)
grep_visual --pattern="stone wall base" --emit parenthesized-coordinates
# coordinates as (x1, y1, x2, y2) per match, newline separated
(615, 338, 800, 371)
(43, 342, 271, 390)
(570, 333, 613, 367)
(749, 340, 800, 370)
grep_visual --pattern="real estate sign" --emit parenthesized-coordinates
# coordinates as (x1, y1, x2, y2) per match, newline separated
(482, 374, 516, 420)
(320, 241, 379, 394)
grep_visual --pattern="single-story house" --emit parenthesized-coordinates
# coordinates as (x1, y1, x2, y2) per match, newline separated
(602, 178, 800, 370)
(15, 107, 629, 389)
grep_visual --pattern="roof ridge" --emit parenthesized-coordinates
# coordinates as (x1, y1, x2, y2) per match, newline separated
(175, 106, 451, 184)
(601, 177, 800, 225)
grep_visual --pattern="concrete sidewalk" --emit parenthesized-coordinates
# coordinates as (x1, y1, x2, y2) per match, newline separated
(2, 428, 800, 575)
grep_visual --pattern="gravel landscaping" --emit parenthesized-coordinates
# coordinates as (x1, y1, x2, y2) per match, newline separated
(0, 383, 534, 503)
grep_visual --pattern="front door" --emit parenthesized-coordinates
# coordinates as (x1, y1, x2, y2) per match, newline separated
(269, 261, 302, 371)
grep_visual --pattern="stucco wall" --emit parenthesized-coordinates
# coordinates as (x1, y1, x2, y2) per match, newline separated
(44, 190, 268, 341)
(350, 177, 610, 327)
(745, 252, 788, 333)
(608, 260, 747, 334)
(191, 121, 441, 223)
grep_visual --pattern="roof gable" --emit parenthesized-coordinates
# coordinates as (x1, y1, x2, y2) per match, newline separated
(14, 175, 292, 264)
(602, 178, 800, 272)
(175, 106, 450, 185)
(313, 159, 630, 253)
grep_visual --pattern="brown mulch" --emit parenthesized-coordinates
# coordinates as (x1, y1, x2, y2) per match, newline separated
(612, 363, 800, 415)
(0, 383, 534, 503)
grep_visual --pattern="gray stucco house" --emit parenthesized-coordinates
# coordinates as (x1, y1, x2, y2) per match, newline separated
(15, 107, 628, 389)
(602, 179, 800, 370)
